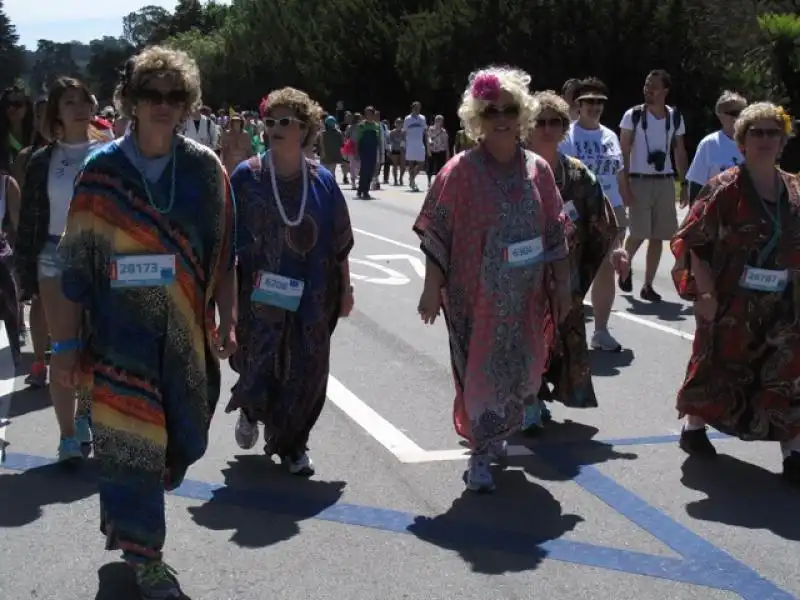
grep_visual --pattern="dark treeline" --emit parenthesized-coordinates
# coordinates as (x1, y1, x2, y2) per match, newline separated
(3, 0, 799, 147)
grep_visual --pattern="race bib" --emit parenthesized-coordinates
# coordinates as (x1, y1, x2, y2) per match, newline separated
(739, 266, 788, 293)
(563, 201, 580, 222)
(110, 254, 176, 288)
(503, 237, 544, 268)
(251, 271, 305, 311)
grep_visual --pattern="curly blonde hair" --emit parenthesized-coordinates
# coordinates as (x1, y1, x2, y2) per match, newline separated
(457, 66, 536, 141)
(530, 91, 571, 142)
(734, 101, 791, 147)
(113, 45, 202, 121)
(262, 87, 323, 147)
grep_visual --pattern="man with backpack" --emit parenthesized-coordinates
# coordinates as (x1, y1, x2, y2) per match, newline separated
(618, 69, 688, 302)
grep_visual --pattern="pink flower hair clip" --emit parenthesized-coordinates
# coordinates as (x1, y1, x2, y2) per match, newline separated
(471, 73, 501, 103)
(259, 95, 270, 118)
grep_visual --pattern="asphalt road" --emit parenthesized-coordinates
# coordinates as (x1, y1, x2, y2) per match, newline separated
(0, 176, 798, 600)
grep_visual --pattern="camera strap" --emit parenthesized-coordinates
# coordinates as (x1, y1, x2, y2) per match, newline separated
(634, 105, 678, 158)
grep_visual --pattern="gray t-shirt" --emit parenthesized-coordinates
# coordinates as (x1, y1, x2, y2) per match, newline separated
(119, 134, 172, 183)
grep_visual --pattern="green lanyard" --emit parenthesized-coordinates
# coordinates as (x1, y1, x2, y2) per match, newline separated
(8, 133, 22, 154)
(756, 178, 783, 268)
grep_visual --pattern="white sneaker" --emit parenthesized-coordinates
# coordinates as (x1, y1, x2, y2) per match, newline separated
(234, 411, 259, 450)
(284, 452, 315, 476)
(591, 329, 622, 352)
(465, 453, 495, 492)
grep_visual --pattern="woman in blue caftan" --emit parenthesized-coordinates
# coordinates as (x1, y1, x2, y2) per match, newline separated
(227, 87, 355, 476)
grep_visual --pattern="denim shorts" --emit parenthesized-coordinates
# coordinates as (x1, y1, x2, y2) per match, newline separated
(37, 237, 65, 280)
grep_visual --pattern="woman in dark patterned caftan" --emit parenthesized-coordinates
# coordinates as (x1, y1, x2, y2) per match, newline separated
(228, 87, 355, 477)
(671, 102, 800, 485)
(523, 91, 627, 432)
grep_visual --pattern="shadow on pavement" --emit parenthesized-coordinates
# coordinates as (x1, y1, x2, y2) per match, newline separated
(188, 455, 346, 548)
(589, 347, 635, 376)
(512, 420, 638, 481)
(620, 295, 693, 322)
(0, 461, 96, 527)
(680, 453, 800, 541)
(409, 468, 582, 574)
(7, 385, 51, 419)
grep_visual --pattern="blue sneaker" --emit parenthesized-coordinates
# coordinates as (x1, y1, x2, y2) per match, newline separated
(75, 416, 92, 445)
(57, 437, 83, 462)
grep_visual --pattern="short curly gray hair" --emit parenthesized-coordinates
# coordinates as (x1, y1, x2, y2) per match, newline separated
(733, 101, 791, 148)
(113, 45, 202, 120)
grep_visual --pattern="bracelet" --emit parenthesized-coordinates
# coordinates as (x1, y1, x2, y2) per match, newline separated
(51, 339, 81, 354)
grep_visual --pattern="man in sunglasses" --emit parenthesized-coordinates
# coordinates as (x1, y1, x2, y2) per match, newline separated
(685, 91, 747, 205)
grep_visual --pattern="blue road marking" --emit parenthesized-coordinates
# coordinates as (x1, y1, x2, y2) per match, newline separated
(0, 450, 794, 599)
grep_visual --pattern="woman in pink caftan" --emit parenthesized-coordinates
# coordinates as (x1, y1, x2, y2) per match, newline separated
(414, 66, 572, 493)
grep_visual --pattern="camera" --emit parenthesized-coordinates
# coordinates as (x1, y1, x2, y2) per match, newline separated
(647, 150, 667, 172)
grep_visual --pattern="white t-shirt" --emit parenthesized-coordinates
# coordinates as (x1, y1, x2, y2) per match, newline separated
(560, 122, 624, 207)
(619, 106, 685, 175)
(182, 116, 218, 149)
(403, 113, 427, 161)
(47, 141, 105, 236)
(686, 130, 743, 186)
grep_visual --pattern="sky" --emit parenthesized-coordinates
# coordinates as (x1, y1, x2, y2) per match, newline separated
(6, 0, 224, 49)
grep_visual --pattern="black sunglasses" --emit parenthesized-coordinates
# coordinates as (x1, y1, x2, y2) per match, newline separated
(482, 104, 520, 119)
(724, 110, 742, 118)
(580, 98, 606, 106)
(748, 128, 782, 139)
(264, 116, 305, 128)
(137, 88, 189, 106)
(535, 117, 566, 129)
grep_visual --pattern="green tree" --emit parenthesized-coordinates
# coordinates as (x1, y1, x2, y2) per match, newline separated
(85, 37, 135, 104)
(167, 0, 205, 37)
(757, 13, 800, 114)
(123, 5, 172, 48)
(29, 40, 81, 94)
(0, 0, 23, 89)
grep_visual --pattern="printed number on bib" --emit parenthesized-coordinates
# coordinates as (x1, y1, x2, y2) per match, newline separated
(111, 254, 176, 288)
(503, 237, 544, 268)
(739, 266, 788, 293)
(251, 271, 305, 311)
(563, 201, 580, 222)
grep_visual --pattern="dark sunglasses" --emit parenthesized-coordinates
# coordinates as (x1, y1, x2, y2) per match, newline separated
(137, 88, 188, 106)
(482, 104, 520, 119)
(723, 110, 742, 118)
(264, 116, 305, 128)
(5, 100, 25, 109)
(748, 128, 782, 139)
(580, 98, 606, 106)
(535, 117, 566, 129)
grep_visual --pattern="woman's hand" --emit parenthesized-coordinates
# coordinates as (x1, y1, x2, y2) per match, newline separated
(549, 280, 572, 324)
(211, 321, 238, 360)
(611, 248, 630, 280)
(418, 282, 442, 324)
(694, 291, 717, 322)
(340, 285, 354, 317)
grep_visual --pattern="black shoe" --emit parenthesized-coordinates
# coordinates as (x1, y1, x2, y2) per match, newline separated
(679, 427, 718, 458)
(640, 284, 662, 302)
(619, 269, 633, 293)
(782, 452, 800, 486)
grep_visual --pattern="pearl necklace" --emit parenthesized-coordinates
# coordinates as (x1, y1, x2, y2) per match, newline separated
(268, 150, 308, 227)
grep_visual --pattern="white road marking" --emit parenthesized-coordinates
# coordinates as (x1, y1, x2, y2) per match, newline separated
(352, 227, 696, 342)
(326, 375, 424, 461)
(366, 254, 425, 278)
(348, 258, 410, 285)
(0, 325, 15, 462)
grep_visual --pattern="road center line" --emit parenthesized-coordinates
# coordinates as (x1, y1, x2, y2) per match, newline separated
(327, 375, 424, 459)
(352, 227, 695, 342)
